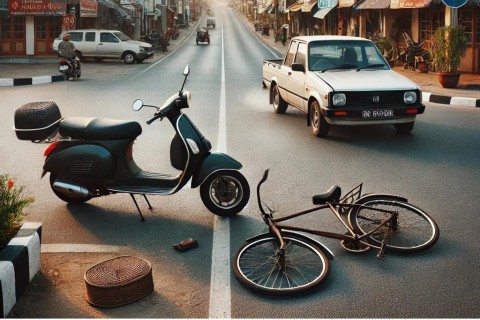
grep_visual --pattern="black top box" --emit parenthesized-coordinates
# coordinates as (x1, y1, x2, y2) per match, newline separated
(14, 101, 62, 141)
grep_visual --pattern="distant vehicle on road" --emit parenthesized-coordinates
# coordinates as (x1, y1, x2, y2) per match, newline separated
(262, 35, 425, 137)
(207, 17, 216, 28)
(196, 27, 210, 45)
(53, 29, 154, 64)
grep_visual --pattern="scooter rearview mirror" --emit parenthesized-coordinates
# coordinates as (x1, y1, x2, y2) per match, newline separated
(132, 99, 144, 111)
(183, 65, 190, 76)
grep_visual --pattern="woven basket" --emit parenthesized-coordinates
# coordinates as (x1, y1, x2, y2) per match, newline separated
(84, 256, 154, 307)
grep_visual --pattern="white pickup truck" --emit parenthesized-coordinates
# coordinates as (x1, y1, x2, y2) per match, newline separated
(262, 35, 425, 138)
(53, 29, 154, 64)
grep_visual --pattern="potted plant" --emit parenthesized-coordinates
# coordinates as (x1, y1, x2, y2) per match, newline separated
(374, 36, 395, 67)
(0, 174, 33, 248)
(430, 25, 468, 88)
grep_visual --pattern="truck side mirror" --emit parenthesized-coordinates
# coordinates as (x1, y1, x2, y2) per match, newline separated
(292, 63, 305, 73)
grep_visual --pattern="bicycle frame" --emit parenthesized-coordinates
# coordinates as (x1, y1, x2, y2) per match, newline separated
(258, 170, 407, 258)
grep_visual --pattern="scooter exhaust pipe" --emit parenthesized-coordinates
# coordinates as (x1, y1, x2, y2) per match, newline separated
(53, 181, 93, 198)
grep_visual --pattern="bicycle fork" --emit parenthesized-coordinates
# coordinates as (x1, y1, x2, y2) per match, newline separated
(377, 212, 398, 260)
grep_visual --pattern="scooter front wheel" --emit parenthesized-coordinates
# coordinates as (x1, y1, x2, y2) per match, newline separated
(200, 170, 250, 217)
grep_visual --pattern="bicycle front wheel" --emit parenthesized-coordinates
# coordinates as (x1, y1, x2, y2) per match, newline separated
(348, 198, 439, 253)
(233, 233, 330, 295)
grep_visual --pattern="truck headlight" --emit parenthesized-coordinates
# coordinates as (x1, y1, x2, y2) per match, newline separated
(404, 91, 417, 104)
(332, 93, 346, 106)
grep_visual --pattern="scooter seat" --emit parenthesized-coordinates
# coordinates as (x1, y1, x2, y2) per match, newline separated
(59, 117, 142, 140)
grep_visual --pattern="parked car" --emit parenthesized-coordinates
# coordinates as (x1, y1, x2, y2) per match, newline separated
(196, 27, 210, 45)
(207, 17, 216, 28)
(262, 35, 425, 137)
(52, 29, 154, 64)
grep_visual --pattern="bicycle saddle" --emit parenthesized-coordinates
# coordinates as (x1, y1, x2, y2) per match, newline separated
(312, 185, 341, 205)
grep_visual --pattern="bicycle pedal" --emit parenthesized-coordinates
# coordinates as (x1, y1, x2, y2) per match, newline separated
(173, 238, 199, 252)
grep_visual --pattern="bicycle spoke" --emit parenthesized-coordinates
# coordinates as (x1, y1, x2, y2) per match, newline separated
(235, 235, 329, 293)
(350, 198, 438, 253)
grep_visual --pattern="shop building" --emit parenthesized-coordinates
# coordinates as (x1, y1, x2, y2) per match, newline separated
(250, 0, 480, 73)
(0, 0, 194, 58)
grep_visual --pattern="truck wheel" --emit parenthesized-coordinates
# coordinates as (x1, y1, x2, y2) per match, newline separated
(394, 122, 415, 134)
(272, 84, 288, 114)
(310, 101, 330, 138)
(123, 52, 136, 64)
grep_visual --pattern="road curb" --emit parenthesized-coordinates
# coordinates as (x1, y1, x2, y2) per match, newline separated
(0, 75, 64, 87)
(0, 222, 42, 318)
(422, 92, 480, 108)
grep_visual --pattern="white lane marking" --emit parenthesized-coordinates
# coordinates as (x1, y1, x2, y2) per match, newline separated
(208, 20, 231, 319)
(41, 244, 121, 253)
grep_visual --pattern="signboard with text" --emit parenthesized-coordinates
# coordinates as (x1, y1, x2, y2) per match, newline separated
(390, 0, 432, 8)
(80, 0, 98, 17)
(9, 0, 67, 15)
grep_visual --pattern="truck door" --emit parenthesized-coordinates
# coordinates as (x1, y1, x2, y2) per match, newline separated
(280, 40, 299, 104)
(97, 32, 121, 57)
(288, 42, 308, 111)
(83, 32, 96, 56)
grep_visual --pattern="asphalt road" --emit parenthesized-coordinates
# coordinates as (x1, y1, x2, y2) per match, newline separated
(2, 1, 480, 318)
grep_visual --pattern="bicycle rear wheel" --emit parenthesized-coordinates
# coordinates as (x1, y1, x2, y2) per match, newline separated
(233, 233, 330, 295)
(348, 198, 439, 253)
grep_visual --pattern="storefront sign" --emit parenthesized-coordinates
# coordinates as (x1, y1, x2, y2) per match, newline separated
(9, 0, 67, 15)
(441, 0, 467, 8)
(62, 13, 76, 29)
(390, 0, 432, 8)
(80, 0, 98, 17)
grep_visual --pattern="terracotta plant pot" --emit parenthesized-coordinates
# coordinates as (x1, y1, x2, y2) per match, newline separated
(437, 72, 460, 88)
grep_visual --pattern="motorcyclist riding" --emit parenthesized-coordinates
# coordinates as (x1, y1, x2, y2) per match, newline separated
(58, 33, 79, 79)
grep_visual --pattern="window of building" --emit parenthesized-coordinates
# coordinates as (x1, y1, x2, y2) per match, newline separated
(419, 9, 444, 44)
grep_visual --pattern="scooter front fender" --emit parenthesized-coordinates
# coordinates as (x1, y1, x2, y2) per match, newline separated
(190, 152, 242, 188)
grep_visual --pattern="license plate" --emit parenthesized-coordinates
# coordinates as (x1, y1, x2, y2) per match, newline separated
(362, 109, 394, 118)
(59, 65, 68, 71)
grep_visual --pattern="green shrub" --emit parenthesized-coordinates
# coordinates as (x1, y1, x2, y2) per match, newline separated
(0, 174, 34, 248)
(430, 25, 468, 73)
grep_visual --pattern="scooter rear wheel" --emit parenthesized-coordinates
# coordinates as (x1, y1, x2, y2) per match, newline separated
(200, 170, 250, 217)
(49, 174, 93, 204)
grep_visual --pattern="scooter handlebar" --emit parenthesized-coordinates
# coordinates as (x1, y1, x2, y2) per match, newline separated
(146, 112, 164, 125)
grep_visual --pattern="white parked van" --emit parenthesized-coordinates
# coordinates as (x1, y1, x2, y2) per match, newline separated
(53, 29, 154, 64)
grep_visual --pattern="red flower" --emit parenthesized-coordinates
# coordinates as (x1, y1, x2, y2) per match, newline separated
(8, 179, 14, 189)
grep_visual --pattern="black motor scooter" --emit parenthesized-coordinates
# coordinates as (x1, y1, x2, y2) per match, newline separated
(58, 55, 81, 80)
(14, 65, 250, 220)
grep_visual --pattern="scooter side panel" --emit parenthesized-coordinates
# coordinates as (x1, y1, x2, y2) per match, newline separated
(43, 144, 115, 178)
(190, 153, 242, 188)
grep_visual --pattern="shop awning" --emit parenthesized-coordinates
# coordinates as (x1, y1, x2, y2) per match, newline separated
(302, 0, 317, 11)
(390, 0, 433, 8)
(258, 0, 275, 13)
(354, 0, 390, 9)
(288, 1, 305, 11)
(314, 6, 335, 18)
(314, 0, 337, 18)
(99, 0, 130, 18)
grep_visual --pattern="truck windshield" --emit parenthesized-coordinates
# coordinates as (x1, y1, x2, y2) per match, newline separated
(308, 40, 388, 72)
(114, 32, 131, 41)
